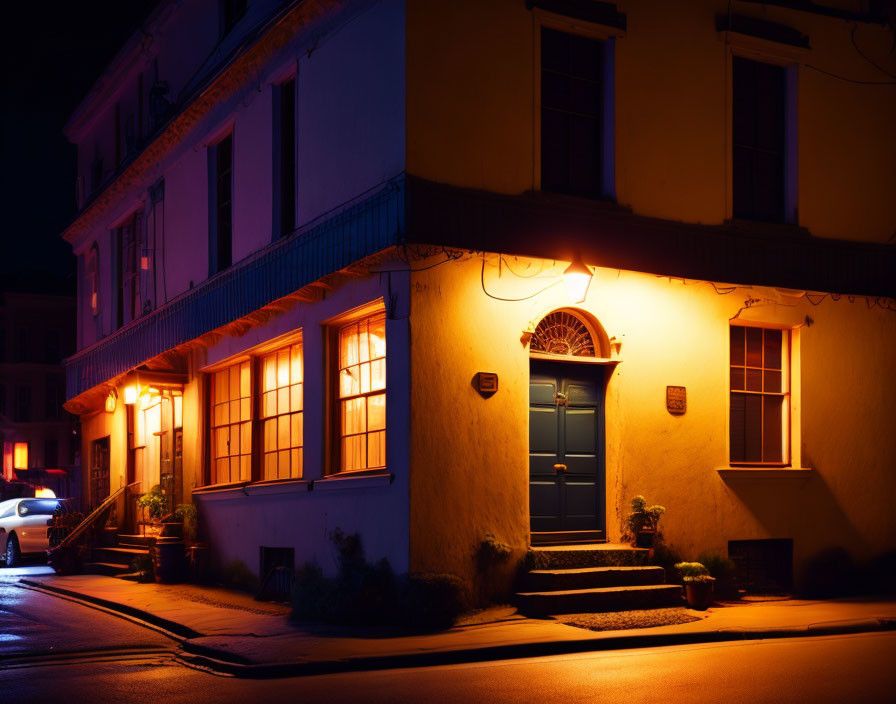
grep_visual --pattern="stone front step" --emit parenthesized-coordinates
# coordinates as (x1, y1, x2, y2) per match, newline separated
(527, 565, 666, 592)
(116, 534, 155, 548)
(82, 561, 134, 577)
(529, 543, 649, 570)
(91, 546, 150, 568)
(516, 584, 684, 615)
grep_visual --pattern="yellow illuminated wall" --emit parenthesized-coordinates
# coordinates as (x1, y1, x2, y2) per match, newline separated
(407, 252, 896, 592)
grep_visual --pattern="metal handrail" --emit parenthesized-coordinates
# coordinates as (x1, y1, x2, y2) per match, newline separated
(48, 482, 138, 555)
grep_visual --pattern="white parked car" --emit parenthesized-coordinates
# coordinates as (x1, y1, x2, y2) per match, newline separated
(0, 498, 63, 567)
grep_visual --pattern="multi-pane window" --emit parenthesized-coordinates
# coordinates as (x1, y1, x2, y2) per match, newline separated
(541, 27, 604, 199)
(732, 56, 786, 223)
(211, 361, 252, 484)
(337, 313, 386, 472)
(261, 343, 303, 480)
(729, 325, 788, 464)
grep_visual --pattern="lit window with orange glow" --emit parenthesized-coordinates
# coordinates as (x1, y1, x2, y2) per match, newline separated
(261, 343, 303, 480)
(730, 326, 789, 464)
(337, 313, 386, 472)
(211, 361, 252, 484)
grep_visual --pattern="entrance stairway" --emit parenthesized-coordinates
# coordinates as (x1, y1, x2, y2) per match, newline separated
(82, 530, 153, 578)
(516, 543, 683, 615)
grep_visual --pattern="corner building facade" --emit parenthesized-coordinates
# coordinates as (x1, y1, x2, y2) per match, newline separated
(64, 0, 896, 595)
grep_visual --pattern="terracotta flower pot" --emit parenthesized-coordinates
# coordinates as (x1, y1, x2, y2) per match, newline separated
(635, 530, 657, 549)
(685, 579, 715, 610)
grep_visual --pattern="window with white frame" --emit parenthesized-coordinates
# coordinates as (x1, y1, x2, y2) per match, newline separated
(729, 325, 789, 464)
(336, 312, 386, 473)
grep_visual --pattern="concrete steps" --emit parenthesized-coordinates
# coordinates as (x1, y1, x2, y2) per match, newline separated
(526, 565, 667, 591)
(82, 534, 152, 578)
(517, 543, 683, 615)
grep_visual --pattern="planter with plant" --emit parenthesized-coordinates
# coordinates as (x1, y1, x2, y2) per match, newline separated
(136, 484, 168, 533)
(176, 502, 211, 583)
(625, 495, 665, 549)
(697, 551, 739, 600)
(676, 561, 715, 610)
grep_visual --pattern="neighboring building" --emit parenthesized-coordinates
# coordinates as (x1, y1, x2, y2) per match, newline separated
(0, 284, 78, 504)
(62, 0, 896, 595)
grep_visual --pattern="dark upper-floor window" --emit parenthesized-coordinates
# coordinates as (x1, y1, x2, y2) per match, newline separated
(115, 215, 140, 329)
(14, 385, 31, 423)
(209, 134, 234, 274)
(275, 77, 297, 239)
(541, 27, 606, 200)
(732, 56, 786, 223)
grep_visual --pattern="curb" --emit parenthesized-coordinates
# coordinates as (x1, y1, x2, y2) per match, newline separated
(21, 578, 896, 679)
(176, 618, 896, 679)
(19, 578, 204, 640)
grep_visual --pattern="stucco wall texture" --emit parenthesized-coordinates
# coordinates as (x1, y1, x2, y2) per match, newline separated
(408, 253, 896, 592)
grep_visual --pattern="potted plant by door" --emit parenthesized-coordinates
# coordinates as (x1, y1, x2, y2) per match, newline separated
(136, 484, 168, 535)
(176, 502, 210, 584)
(625, 495, 665, 549)
(676, 561, 715, 610)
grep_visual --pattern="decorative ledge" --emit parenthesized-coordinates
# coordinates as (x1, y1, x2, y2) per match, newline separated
(311, 472, 394, 492)
(192, 479, 310, 501)
(717, 468, 813, 481)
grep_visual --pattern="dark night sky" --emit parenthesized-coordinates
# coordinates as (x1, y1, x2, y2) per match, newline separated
(0, 1, 157, 292)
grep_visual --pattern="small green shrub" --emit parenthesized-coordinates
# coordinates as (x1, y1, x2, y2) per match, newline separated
(221, 560, 260, 593)
(290, 563, 329, 621)
(137, 484, 168, 520)
(650, 542, 684, 583)
(696, 552, 737, 580)
(175, 503, 199, 543)
(676, 561, 713, 583)
(290, 530, 467, 630)
(400, 573, 469, 631)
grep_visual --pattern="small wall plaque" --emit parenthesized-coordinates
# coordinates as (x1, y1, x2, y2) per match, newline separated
(474, 372, 499, 398)
(666, 386, 686, 414)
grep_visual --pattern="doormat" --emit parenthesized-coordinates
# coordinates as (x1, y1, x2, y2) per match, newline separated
(556, 608, 701, 632)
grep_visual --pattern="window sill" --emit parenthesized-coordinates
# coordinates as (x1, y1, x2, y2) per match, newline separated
(312, 472, 394, 492)
(717, 467, 812, 481)
(192, 479, 310, 501)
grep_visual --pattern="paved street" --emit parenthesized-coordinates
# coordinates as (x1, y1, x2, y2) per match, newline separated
(2, 571, 895, 704)
(0, 564, 174, 665)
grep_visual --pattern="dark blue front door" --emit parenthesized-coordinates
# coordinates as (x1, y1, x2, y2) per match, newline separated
(529, 360, 605, 536)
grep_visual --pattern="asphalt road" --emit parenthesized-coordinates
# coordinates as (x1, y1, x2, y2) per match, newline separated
(0, 564, 175, 664)
(2, 571, 895, 704)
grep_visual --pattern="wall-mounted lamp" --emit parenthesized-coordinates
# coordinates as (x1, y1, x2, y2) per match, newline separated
(105, 389, 118, 413)
(563, 254, 593, 304)
(123, 385, 139, 405)
(13, 442, 28, 470)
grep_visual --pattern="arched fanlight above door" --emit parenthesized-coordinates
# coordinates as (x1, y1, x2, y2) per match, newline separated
(530, 310, 596, 358)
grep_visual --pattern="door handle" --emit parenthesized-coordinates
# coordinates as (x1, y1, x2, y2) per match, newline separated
(553, 464, 567, 473)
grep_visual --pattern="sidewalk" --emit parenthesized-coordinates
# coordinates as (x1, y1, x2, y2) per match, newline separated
(19, 573, 896, 678)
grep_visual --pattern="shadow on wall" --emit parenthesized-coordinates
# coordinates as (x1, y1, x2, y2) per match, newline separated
(721, 469, 876, 594)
